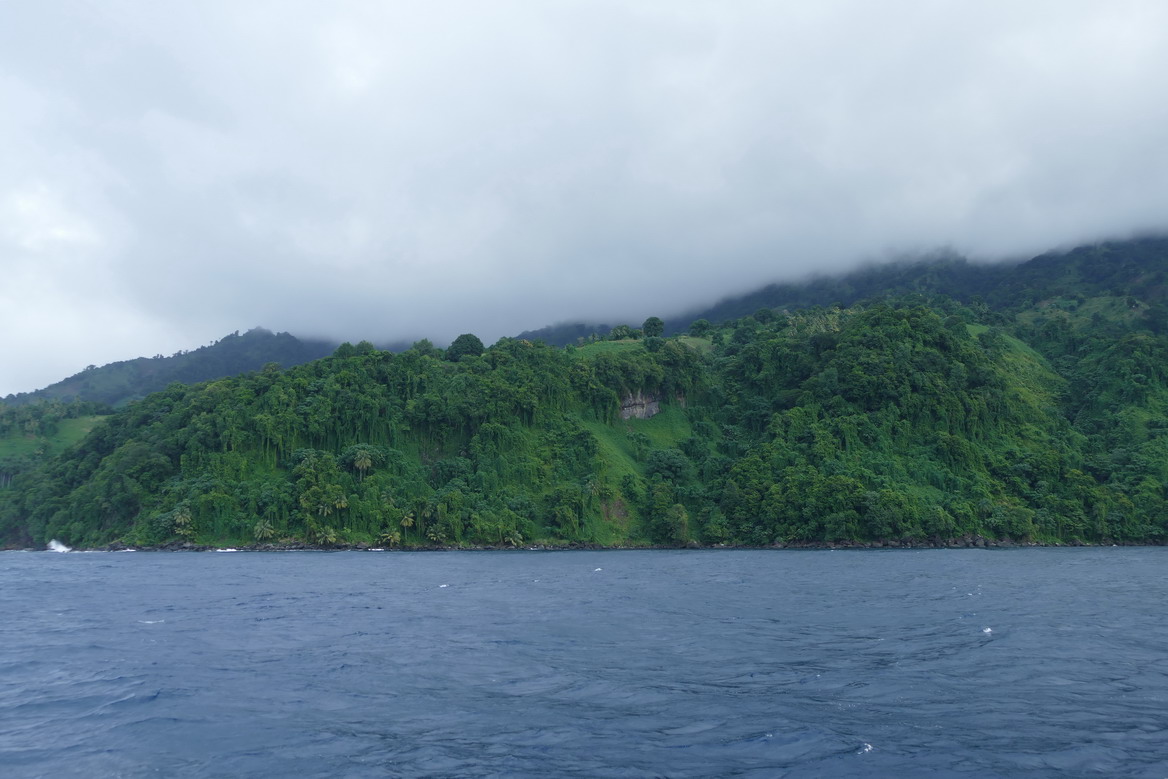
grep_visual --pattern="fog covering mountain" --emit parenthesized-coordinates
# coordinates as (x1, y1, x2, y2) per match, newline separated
(5, 3, 1168, 398)
(13, 237, 1167, 413)
(4, 237, 1168, 550)
(518, 237, 1168, 345)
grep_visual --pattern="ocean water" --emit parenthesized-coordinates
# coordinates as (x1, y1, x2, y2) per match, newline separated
(1, 548, 1166, 778)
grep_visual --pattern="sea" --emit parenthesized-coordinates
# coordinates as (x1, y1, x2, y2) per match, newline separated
(1, 548, 1166, 778)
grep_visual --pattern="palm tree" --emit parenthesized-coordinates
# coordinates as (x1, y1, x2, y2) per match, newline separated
(353, 449, 373, 482)
(253, 518, 275, 541)
(173, 504, 194, 538)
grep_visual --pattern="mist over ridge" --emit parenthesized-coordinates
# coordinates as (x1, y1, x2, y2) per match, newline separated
(3, 2, 1168, 395)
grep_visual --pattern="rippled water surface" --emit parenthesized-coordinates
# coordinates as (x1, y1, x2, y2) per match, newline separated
(2, 548, 1167, 777)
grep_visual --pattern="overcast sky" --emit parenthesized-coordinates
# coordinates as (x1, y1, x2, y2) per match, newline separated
(3, 1, 1168, 395)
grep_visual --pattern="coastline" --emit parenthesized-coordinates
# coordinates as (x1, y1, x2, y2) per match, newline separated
(18, 535, 1164, 553)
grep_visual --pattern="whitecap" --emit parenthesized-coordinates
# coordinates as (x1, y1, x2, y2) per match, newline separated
(982, 627, 992, 634)
(594, 568, 602, 572)
(215, 548, 240, 552)
(439, 584, 448, 588)
(47, 539, 72, 553)
(859, 743, 873, 754)
(138, 620, 165, 624)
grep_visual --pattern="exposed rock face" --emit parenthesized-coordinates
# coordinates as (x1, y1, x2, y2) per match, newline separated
(620, 391, 660, 420)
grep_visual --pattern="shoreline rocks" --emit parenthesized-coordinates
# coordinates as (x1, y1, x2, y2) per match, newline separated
(21, 536, 1155, 553)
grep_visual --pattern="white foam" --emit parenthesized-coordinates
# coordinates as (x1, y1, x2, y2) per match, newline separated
(594, 568, 602, 572)
(215, 548, 240, 552)
(47, 539, 72, 553)
(138, 620, 165, 624)
(438, 584, 448, 588)
(982, 627, 992, 634)
(859, 743, 873, 754)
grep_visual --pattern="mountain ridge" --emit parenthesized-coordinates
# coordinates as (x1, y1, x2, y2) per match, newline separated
(4, 235, 1168, 550)
(11, 236, 1167, 406)
(3, 328, 339, 408)
(518, 236, 1168, 345)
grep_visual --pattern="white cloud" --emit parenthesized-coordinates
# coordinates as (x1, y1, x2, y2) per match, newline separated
(2, 0, 1168, 394)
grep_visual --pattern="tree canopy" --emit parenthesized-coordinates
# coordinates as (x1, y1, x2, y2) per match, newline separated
(446, 333, 485, 361)
(5, 239, 1168, 550)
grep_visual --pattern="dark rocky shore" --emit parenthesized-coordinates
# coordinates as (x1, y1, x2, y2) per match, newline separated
(25, 534, 1156, 552)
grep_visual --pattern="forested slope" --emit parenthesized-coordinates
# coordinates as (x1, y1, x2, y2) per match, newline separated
(3, 289, 1167, 549)
(3, 328, 336, 408)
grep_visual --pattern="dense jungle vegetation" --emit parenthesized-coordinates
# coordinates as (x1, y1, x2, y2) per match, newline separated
(3, 238, 1168, 549)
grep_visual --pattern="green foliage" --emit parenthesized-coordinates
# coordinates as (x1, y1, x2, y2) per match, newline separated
(0, 335, 701, 548)
(3, 328, 335, 408)
(446, 333, 485, 362)
(7, 239, 1168, 548)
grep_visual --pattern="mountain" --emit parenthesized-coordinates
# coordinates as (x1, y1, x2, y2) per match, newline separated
(517, 236, 1168, 344)
(4, 235, 1168, 550)
(3, 328, 338, 408)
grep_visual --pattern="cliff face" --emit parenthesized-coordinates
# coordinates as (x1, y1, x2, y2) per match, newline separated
(620, 391, 660, 420)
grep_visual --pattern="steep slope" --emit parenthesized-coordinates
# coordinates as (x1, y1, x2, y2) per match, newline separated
(4, 296, 1164, 549)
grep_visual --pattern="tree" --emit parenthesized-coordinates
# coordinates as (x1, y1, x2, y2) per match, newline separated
(645, 448, 691, 482)
(409, 339, 442, 358)
(446, 333, 485, 361)
(642, 316, 665, 338)
(341, 444, 382, 481)
(609, 325, 634, 340)
(172, 503, 194, 538)
(689, 319, 712, 337)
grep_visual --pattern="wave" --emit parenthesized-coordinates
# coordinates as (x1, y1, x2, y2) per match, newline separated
(47, 539, 72, 553)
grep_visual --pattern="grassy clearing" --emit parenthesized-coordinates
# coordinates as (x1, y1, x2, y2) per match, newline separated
(0, 415, 106, 458)
(583, 404, 693, 478)
(623, 403, 692, 448)
(677, 336, 713, 354)
(996, 333, 1067, 447)
(574, 339, 642, 356)
(581, 420, 640, 483)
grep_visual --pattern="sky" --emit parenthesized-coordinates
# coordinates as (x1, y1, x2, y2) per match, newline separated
(3, 1, 1168, 396)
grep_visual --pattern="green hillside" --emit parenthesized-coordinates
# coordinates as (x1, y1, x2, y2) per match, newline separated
(0, 415, 104, 457)
(3, 328, 337, 408)
(5, 238, 1168, 550)
(0, 401, 109, 488)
